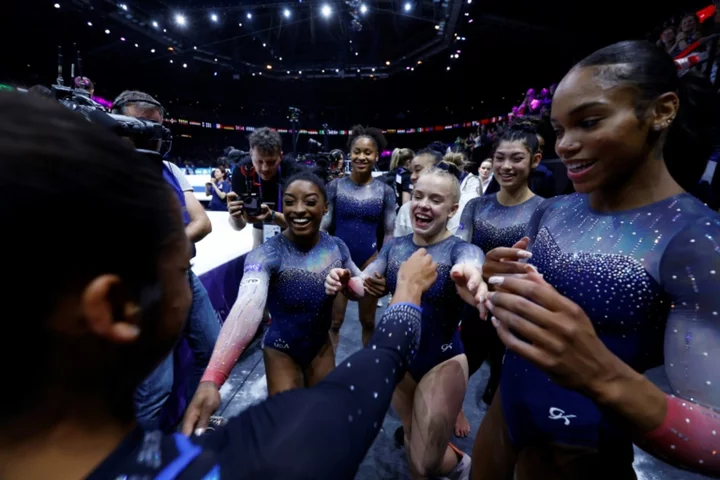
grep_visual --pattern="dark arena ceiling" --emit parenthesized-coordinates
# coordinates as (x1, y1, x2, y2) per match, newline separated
(5, 0, 700, 126)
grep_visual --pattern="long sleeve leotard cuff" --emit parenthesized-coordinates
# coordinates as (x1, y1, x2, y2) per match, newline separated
(642, 394, 720, 476)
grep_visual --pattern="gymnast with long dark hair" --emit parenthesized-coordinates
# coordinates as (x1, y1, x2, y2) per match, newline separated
(472, 41, 720, 479)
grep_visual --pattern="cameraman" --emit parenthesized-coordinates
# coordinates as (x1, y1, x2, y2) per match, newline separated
(112, 90, 220, 430)
(229, 127, 298, 247)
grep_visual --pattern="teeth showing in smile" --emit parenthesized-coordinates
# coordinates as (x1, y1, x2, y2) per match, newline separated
(415, 214, 431, 225)
(292, 218, 310, 225)
(568, 161, 596, 172)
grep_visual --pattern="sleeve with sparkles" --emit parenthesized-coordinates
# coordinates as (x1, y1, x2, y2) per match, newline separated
(200, 243, 280, 387)
(638, 216, 720, 476)
(456, 197, 478, 242)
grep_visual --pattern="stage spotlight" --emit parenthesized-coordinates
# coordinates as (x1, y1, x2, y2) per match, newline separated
(299, 71, 302, 74)
(175, 14, 187, 26)
(287, 71, 290, 74)
(214, 58, 218, 62)
(87, 21, 92, 26)
(54, 3, 60, 8)
(247, 12, 252, 19)
(263, 43, 266, 47)
(404, 3, 412, 12)
(266, 65, 272, 70)
(210, 13, 218, 22)
(152, 20, 159, 28)
(371, 67, 376, 71)
(446, 66, 451, 71)
(385, 61, 390, 65)
(170, 59, 174, 64)
(279, 57, 283, 61)
(120, 37, 126, 41)
(283, 8, 291, 18)
(355, 52, 358, 56)
(434, 25, 440, 30)
(336, 69, 339, 72)
(321, 5, 332, 18)
(360, 4, 368, 14)
(163, 28, 167, 32)
(134, 43, 139, 47)
(183, 63, 187, 68)
(105, 29, 110, 34)
(193, 46, 197, 50)
(214, 72, 218, 76)
(151, 48, 155, 53)
(120, 3, 128, 11)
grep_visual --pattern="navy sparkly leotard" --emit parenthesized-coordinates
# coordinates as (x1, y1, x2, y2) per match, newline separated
(322, 176, 397, 267)
(365, 234, 485, 381)
(456, 193, 544, 253)
(503, 193, 720, 456)
(247, 232, 362, 367)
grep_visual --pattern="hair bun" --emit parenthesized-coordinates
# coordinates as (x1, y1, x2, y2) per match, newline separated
(436, 161, 462, 180)
(509, 117, 541, 134)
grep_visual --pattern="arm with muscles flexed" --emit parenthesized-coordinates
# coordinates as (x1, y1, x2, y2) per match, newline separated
(484, 218, 720, 477)
(181, 245, 277, 435)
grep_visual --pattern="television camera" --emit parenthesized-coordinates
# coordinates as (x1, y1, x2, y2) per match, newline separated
(51, 47, 172, 165)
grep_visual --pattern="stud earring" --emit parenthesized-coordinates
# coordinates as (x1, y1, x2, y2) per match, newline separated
(653, 124, 661, 131)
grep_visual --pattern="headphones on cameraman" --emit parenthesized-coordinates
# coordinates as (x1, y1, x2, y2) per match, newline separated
(111, 96, 172, 157)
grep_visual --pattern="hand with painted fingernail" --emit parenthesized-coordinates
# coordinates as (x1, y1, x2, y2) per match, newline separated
(482, 237, 536, 282)
(451, 263, 488, 318)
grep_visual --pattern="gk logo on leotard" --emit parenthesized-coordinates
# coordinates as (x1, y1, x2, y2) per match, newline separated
(548, 407, 576, 426)
(441, 344, 453, 352)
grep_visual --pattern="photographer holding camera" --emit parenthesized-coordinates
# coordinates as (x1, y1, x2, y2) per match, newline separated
(229, 127, 299, 248)
(112, 90, 220, 430)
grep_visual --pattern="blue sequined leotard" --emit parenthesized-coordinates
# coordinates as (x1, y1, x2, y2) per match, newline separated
(502, 193, 720, 455)
(322, 176, 397, 267)
(456, 193, 544, 253)
(247, 232, 362, 367)
(364, 234, 485, 381)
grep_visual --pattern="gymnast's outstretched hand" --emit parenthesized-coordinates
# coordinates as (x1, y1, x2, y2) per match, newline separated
(325, 268, 365, 299)
(181, 381, 222, 436)
(451, 263, 489, 319)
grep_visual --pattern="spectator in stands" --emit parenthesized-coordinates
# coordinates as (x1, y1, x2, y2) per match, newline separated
(228, 127, 299, 248)
(678, 13, 701, 51)
(112, 90, 220, 430)
(206, 167, 231, 211)
(74, 76, 95, 97)
(479, 159, 493, 194)
(658, 26, 681, 56)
